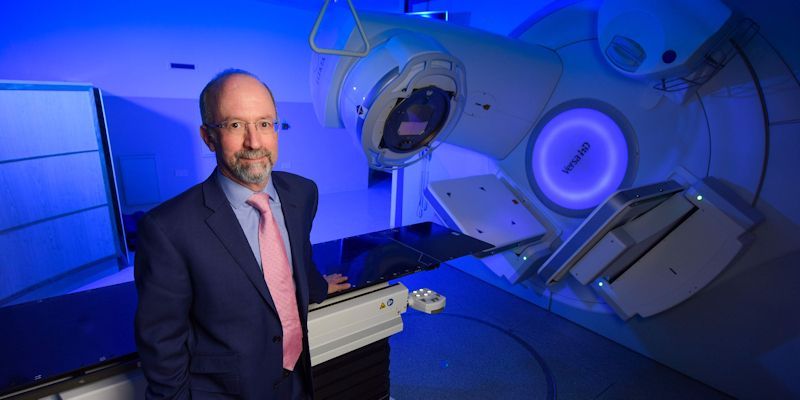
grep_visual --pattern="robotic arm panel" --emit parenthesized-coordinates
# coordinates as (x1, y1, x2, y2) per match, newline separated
(424, 174, 561, 284)
(538, 178, 762, 320)
(538, 180, 684, 285)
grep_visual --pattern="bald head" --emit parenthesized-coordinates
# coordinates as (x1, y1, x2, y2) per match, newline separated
(200, 69, 277, 126)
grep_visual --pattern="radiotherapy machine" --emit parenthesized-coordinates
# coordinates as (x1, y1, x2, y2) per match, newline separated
(309, 0, 762, 319)
(308, 1, 796, 398)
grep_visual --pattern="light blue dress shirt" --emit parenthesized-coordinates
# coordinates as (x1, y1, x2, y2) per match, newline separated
(216, 170, 293, 272)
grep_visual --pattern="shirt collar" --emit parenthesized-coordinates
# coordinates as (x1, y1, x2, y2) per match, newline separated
(216, 169, 279, 210)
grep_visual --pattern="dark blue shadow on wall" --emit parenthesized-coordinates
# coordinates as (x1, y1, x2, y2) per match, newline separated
(101, 94, 208, 214)
(122, 211, 145, 251)
(368, 169, 392, 188)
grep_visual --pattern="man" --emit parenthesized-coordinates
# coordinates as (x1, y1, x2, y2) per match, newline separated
(134, 69, 350, 399)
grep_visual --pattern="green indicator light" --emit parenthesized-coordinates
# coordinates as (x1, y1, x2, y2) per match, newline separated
(696, 194, 703, 201)
(522, 256, 528, 261)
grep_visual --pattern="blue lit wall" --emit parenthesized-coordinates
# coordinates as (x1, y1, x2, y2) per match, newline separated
(0, 0, 378, 214)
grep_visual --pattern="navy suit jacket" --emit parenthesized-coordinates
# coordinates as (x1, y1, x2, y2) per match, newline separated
(134, 171, 328, 399)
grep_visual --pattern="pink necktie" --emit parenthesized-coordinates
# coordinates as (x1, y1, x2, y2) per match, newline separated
(247, 193, 302, 371)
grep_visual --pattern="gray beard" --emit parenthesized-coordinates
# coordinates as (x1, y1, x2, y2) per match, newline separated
(230, 149, 272, 184)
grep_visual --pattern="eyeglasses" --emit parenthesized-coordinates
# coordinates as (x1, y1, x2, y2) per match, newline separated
(205, 118, 281, 133)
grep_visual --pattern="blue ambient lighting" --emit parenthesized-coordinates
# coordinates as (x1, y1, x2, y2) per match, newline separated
(531, 108, 629, 210)
(407, 11, 449, 21)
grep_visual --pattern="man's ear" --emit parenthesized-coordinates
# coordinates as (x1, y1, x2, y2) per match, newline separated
(200, 125, 216, 152)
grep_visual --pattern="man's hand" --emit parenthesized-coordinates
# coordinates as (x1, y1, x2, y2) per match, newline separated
(324, 273, 351, 294)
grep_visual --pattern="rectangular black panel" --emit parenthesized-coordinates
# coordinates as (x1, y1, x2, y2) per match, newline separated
(313, 222, 492, 296)
(0, 282, 138, 396)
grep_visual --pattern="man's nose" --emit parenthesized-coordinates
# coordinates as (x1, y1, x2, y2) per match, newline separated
(243, 124, 262, 148)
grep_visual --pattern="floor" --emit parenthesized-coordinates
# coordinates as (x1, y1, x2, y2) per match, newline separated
(390, 264, 731, 400)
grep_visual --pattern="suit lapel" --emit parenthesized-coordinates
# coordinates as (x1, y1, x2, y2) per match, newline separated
(201, 173, 279, 315)
(272, 173, 311, 313)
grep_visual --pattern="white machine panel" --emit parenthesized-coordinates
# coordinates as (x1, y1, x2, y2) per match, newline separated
(426, 174, 561, 283)
(537, 180, 684, 285)
(426, 174, 549, 248)
(569, 192, 695, 285)
(598, 0, 731, 79)
(539, 177, 762, 320)
(308, 283, 408, 366)
(594, 180, 762, 319)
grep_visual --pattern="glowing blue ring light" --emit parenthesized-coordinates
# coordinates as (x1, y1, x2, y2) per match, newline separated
(526, 100, 638, 216)
(534, 109, 625, 208)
